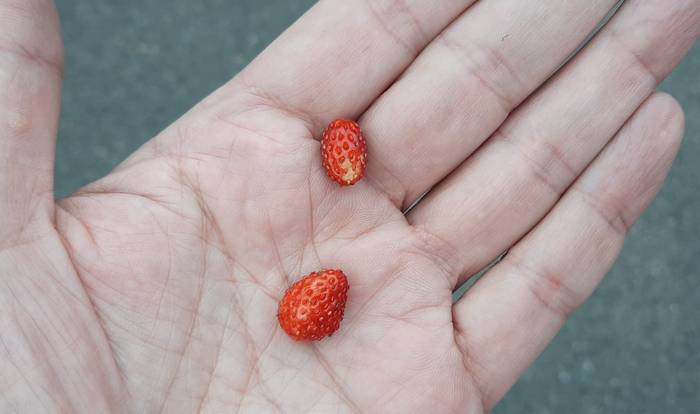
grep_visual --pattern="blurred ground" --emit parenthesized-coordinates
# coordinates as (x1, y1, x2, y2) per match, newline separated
(54, 1, 699, 412)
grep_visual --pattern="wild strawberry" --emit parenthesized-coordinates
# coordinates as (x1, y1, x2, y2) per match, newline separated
(320, 119, 367, 186)
(278, 269, 349, 341)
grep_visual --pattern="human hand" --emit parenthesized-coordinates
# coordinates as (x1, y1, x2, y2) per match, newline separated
(2, 0, 698, 412)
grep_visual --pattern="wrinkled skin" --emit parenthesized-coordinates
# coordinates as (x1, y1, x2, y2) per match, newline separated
(1, 1, 698, 413)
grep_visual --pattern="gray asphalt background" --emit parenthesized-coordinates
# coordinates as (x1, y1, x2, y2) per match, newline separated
(53, 1, 699, 413)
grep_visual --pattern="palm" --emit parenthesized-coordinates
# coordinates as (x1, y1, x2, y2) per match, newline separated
(56, 98, 470, 412)
(2, 1, 698, 413)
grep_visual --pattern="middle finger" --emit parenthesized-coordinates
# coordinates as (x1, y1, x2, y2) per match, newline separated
(361, 0, 618, 208)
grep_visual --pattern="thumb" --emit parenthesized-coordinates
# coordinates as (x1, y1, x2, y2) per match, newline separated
(0, 0, 63, 240)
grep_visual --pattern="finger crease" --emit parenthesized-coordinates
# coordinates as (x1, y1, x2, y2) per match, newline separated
(505, 252, 581, 319)
(437, 34, 522, 113)
(496, 129, 576, 197)
(571, 186, 631, 236)
(365, 0, 426, 58)
(0, 42, 64, 79)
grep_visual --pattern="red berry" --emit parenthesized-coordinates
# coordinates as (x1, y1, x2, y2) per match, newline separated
(320, 119, 367, 186)
(278, 269, 349, 341)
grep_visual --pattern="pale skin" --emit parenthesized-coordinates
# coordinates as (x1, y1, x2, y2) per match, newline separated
(1, 0, 698, 412)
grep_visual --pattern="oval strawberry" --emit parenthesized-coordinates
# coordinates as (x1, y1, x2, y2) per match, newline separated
(320, 119, 367, 186)
(278, 269, 349, 341)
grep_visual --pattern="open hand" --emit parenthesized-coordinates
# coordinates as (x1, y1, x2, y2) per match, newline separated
(2, 1, 698, 412)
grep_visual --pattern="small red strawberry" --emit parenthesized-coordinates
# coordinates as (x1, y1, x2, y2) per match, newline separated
(320, 119, 367, 186)
(278, 269, 349, 341)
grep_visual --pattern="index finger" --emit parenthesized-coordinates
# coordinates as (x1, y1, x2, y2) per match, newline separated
(226, 0, 477, 133)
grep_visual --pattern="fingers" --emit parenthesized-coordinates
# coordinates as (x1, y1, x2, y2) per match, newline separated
(0, 0, 63, 239)
(222, 0, 477, 133)
(453, 92, 685, 411)
(362, 0, 618, 207)
(408, 0, 700, 286)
